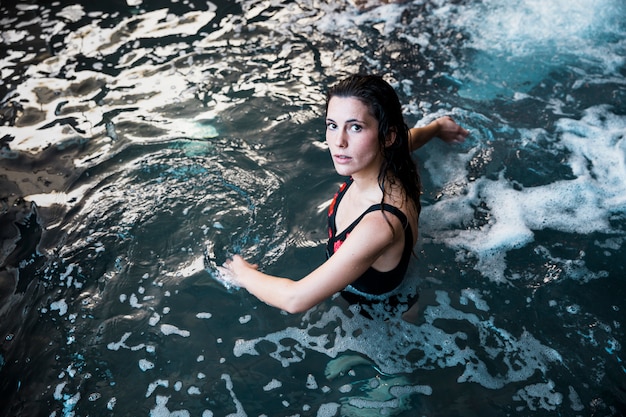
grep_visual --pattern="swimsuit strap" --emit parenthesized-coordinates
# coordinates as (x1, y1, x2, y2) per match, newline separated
(327, 178, 353, 238)
(334, 203, 408, 241)
(328, 178, 409, 242)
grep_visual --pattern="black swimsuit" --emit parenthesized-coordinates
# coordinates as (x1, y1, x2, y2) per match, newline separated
(326, 178, 414, 299)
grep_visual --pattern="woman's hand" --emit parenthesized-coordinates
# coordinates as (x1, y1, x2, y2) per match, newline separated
(216, 255, 258, 289)
(435, 116, 469, 144)
(409, 116, 469, 151)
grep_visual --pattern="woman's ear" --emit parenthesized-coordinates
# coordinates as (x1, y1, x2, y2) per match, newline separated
(385, 128, 397, 147)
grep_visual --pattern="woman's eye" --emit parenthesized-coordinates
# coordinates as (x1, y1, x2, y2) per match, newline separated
(326, 122, 337, 130)
(350, 124, 362, 132)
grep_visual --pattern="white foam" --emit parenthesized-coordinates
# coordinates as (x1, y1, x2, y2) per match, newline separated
(460, 289, 490, 312)
(234, 292, 562, 400)
(50, 299, 68, 316)
(421, 106, 626, 282)
(149, 395, 190, 417)
(57, 5, 85, 23)
(149, 312, 161, 326)
(107, 397, 116, 410)
(196, 312, 212, 319)
(262, 379, 282, 391)
(457, 0, 625, 58)
(1, 29, 29, 44)
(221, 374, 247, 417)
(160, 324, 190, 337)
(107, 332, 132, 351)
(306, 374, 318, 389)
(338, 384, 351, 393)
(129, 293, 142, 308)
(316, 403, 340, 417)
(568, 386, 585, 411)
(139, 359, 155, 372)
(513, 380, 563, 411)
(146, 380, 169, 398)
(53, 382, 67, 400)
(87, 392, 101, 401)
(446, 0, 626, 100)
(389, 384, 433, 396)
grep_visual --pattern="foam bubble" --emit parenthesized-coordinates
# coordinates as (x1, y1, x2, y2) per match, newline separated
(146, 380, 169, 398)
(50, 299, 68, 316)
(149, 312, 161, 326)
(129, 293, 142, 308)
(338, 384, 352, 393)
(460, 288, 490, 312)
(53, 382, 67, 400)
(139, 359, 155, 372)
(107, 397, 116, 410)
(306, 374, 318, 389)
(107, 332, 132, 351)
(149, 395, 190, 417)
(568, 386, 585, 411)
(160, 324, 190, 337)
(57, 4, 85, 23)
(513, 381, 563, 411)
(221, 374, 247, 417)
(389, 384, 433, 396)
(316, 403, 340, 417)
(263, 379, 282, 391)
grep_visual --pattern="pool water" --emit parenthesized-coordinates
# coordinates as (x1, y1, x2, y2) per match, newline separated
(1, 0, 625, 416)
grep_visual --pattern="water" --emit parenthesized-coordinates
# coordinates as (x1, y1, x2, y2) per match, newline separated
(1, 0, 625, 416)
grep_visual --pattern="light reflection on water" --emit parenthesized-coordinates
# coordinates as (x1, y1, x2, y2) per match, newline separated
(0, 0, 625, 416)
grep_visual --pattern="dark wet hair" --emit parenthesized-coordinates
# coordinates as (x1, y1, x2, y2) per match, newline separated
(326, 74, 422, 220)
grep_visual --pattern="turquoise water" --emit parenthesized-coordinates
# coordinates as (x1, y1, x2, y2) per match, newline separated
(1, 0, 625, 416)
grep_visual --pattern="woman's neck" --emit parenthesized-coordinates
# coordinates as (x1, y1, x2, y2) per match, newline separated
(354, 170, 408, 206)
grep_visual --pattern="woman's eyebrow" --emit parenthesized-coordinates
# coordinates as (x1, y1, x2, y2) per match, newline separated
(326, 117, 365, 124)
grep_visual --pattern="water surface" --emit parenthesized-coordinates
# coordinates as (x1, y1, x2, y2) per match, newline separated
(1, 0, 625, 416)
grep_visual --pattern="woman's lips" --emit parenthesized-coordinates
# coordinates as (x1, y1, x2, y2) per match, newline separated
(333, 154, 352, 164)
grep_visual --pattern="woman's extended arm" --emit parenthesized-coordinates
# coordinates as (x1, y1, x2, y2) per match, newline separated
(408, 116, 469, 152)
(217, 210, 403, 313)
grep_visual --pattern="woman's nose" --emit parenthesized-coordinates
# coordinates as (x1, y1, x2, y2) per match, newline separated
(333, 129, 348, 148)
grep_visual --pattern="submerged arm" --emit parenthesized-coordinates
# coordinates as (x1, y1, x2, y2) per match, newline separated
(408, 116, 469, 152)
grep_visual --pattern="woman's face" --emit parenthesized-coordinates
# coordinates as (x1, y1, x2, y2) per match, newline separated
(325, 96, 383, 179)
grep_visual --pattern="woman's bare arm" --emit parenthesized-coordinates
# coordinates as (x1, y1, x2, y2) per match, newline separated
(408, 116, 469, 152)
(217, 211, 403, 313)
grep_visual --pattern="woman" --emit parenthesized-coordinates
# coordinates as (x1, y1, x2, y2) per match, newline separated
(217, 74, 468, 314)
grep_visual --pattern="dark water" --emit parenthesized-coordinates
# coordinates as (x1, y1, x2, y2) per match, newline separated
(1, 0, 625, 416)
